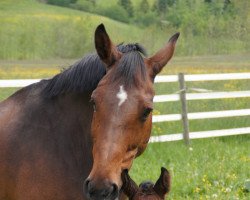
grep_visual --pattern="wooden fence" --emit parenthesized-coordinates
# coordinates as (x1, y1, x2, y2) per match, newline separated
(1, 72, 250, 144)
(151, 72, 250, 144)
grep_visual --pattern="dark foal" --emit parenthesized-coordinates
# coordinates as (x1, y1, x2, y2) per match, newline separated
(121, 167, 171, 200)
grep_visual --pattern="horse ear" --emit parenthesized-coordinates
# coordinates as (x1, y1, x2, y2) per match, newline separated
(148, 33, 180, 79)
(153, 167, 171, 199)
(95, 24, 121, 69)
(121, 170, 139, 199)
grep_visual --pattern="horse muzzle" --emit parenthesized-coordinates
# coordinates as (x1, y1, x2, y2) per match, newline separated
(84, 178, 119, 200)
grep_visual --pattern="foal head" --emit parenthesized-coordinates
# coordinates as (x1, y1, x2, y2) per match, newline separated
(121, 167, 171, 200)
(84, 24, 179, 200)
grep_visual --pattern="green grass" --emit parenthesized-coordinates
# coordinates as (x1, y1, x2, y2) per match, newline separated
(0, 0, 143, 59)
(131, 135, 250, 199)
(0, 1, 249, 199)
(0, 55, 249, 199)
(1, 0, 249, 60)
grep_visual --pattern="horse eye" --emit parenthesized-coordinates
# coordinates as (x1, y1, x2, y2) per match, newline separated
(141, 108, 153, 122)
(90, 99, 97, 112)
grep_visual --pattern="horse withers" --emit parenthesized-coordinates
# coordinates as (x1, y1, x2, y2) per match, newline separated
(121, 167, 171, 200)
(0, 24, 179, 200)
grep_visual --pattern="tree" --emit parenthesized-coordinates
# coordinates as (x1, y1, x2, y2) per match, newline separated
(158, 0, 167, 15)
(223, 0, 234, 14)
(119, 0, 134, 17)
(47, 0, 77, 7)
(87, 0, 96, 6)
(140, 0, 150, 14)
(152, 0, 175, 17)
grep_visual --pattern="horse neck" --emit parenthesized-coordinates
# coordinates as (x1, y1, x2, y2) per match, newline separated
(54, 94, 93, 168)
(51, 92, 94, 147)
(19, 90, 95, 174)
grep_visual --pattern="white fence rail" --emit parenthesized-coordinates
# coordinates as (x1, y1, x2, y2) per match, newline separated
(1, 73, 250, 87)
(0, 79, 41, 87)
(1, 73, 250, 143)
(154, 91, 250, 102)
(153, 109, 250, 122)
(154, 72, 250, 82)
(153, 72, 250, 144)
(150, 127, 250, 143)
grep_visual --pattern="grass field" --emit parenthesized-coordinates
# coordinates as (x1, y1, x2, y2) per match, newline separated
(0, 0, 144, 59)
(0, 54, 249, 199)
(131, 135, 250, 200)
(1, 1, 249, 199)
(1, 0, 249, 60)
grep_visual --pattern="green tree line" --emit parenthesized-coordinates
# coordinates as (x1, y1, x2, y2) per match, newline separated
(46, 0, 249, 50)
(0, 0, 249, 59)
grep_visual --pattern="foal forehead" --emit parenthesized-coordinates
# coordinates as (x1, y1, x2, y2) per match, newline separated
(139, 181, 154, 188)
(139, 181, 154, 193)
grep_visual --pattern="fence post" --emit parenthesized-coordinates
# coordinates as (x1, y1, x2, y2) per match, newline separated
(178, 73, 190, 145)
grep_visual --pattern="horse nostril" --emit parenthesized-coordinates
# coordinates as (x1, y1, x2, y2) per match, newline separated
(100, 184, 118, 199)
(84, 179, 119, 200)
(84, 179, 93, 196)
(101, 183, 118, 199)
(111, 183, 118, 197)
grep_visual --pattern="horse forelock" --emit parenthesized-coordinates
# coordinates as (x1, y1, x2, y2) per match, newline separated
(112, 43, 147, 87)
(117, 43, 147, 56)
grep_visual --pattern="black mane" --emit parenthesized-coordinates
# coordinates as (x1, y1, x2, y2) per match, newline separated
(42, 44, 147, 98)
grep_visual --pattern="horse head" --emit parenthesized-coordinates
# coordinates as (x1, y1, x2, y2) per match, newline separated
(84, 24, 179, 200)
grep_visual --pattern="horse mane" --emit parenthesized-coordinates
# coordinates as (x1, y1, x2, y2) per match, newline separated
(42, 44, 147, 98)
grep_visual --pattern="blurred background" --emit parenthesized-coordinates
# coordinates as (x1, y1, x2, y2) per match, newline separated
(0, 0, 249, 199)
(0, 0, 249, 59)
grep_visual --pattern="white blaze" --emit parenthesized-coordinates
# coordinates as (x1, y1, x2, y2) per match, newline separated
(116, 85, 128, 107)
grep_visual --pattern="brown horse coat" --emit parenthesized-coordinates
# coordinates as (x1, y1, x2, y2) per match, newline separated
(0, 24, 179, 200)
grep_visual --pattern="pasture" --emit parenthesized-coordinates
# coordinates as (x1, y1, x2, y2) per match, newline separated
(1, 0, 249, 60)
(0, 54, 249, 199)
(1, 0, 249, 199)
(0, 0, 143, 59)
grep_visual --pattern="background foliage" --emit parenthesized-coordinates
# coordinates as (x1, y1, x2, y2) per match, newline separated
(0, 0, 249, 59)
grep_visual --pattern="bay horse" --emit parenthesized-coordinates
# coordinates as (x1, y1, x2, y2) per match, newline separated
(0, 24, 179, 200)
(121, 167, 171, 200)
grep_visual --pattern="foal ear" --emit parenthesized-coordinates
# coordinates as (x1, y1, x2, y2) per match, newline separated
(148, 33, 180, 79)
(95, 24, 121, 69)
(121, 170, 139, 199)
(153, 167, 171, 199)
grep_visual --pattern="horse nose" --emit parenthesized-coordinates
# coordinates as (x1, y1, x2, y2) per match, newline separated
(84, 178, 118, 200)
